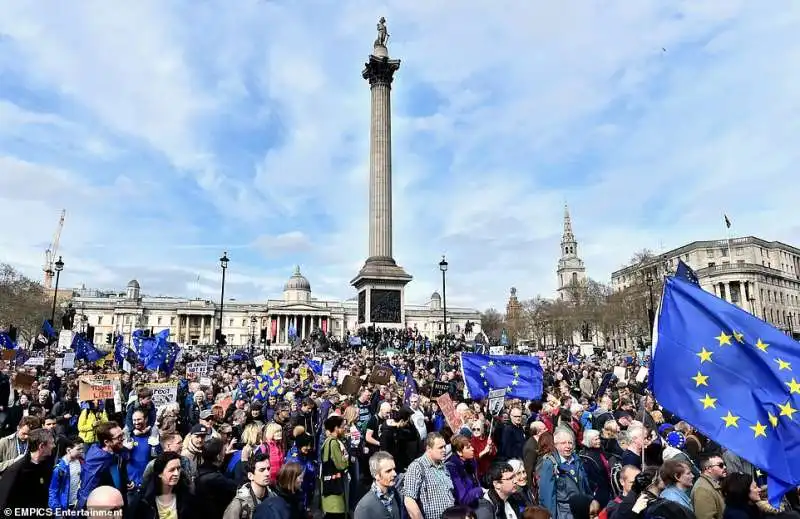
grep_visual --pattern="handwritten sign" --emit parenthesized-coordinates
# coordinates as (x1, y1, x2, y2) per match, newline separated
(79, 375, 116, 401)
(58, 330, 74, 352)
(62, 352, 75, 370)
(145, 382, 178, 409)
(436, 393, 463, 431)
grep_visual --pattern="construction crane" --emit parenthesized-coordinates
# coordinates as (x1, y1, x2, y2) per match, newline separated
(43, 209, 66, 289)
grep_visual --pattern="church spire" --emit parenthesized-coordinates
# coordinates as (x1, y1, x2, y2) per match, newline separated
(561, 204, 577, 257)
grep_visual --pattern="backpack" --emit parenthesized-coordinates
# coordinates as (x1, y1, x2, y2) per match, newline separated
(607, 454, 623, 497)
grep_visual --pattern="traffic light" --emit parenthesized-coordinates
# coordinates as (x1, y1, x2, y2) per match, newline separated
(260, 328, 267, 344)
(106, 333, 113, 345)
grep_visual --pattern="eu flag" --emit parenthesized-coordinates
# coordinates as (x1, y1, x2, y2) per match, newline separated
(675, 259, 700, 286)
(0, 332, 16, 350)
(651, 276, 800, 505)
(461, 353, 543, 400)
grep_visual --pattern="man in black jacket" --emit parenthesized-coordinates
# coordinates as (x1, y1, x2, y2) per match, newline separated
(195, 437, 238, 519)
(0, 427, 55, 510)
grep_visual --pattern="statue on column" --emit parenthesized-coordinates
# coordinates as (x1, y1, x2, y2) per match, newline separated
(374, 17, 389, 48)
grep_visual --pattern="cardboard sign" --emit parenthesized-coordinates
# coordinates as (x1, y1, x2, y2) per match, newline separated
(489, 346, 504, 356)
(635, 366, 649, 383)
(252, 355, 266, 368)
(79, 376, 115, 401)
(488, 388, 507, 416)
(339, 374, 363, 396)
(368, 365, 391, 385)
(14, 373, 35, 390)
(430, 381, 450, 398)
(199, 377, 212, 387)
(336, 369, 350, 385)
(613, 366, 628, 381)
(145, 382, 178, 409)
(436, 393, 463, 431)
(322, 361, 333, 378)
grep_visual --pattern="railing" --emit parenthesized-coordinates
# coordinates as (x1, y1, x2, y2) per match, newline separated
(695, 262, 788, 278)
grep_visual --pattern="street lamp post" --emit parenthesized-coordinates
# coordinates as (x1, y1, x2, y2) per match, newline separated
(748, 295, 756, 317)
(439, 255, 448, 351)
(250, 316, 257, 357)
(788, 314, 795, 340)
(646, 275, 655, 340)
(50, 256, 64, 325)
(217, 252, 229, 356)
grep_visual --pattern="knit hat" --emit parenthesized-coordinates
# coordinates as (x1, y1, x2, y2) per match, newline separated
(666, 431, 686, 449)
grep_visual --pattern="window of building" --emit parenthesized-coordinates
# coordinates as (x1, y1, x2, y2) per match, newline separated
(684, 254, 690, 261)
(737, 260, 745, 264)
(242, 318, 246, 327)
(97, 316, 103, 325)
(157, 317, 162, 325)
(171, 317, 176, 325)
(111, 316, 115, 325)
(708, 262, 715, 268)
(721, 248, 729, 257)
(707, 249, 714, 258)
(125, 316, 131, 324)
(229, 318, 234, 327)
(781, 292, 785, 304)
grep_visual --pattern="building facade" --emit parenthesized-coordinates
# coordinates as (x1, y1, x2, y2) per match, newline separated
(557, 205, 587, 301)
(68, 266, 481, 347)
(611, 236, 800, 334)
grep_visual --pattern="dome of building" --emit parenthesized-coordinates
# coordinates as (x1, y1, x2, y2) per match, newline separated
(127, 279, 140, 289)
(284, 266, 311, 292)
(431, 291, 441, 300)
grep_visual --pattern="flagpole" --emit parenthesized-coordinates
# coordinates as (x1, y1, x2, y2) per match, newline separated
(725, 215, 733, 261)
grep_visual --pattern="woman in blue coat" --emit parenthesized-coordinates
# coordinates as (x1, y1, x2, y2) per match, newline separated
(445, 435, 484, 508)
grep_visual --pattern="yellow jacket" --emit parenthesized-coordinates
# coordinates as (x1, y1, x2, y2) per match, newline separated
(78, 408, 108, 443)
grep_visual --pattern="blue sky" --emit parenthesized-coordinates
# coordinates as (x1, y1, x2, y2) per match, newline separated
(1, 1, 798, 311)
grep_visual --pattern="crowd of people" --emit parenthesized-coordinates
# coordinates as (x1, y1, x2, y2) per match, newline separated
(0, 335, 795, 519)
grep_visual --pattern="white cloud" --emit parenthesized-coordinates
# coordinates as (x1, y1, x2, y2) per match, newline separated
(0, 1, 797, 312)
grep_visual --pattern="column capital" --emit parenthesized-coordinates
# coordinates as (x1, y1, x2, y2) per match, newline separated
(362, 55, 400, 86)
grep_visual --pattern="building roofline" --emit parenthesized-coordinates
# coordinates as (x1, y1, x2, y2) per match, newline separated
(611, 236, 800, 278)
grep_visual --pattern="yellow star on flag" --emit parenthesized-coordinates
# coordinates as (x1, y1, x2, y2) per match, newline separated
(733, 330, 745, 343)
(697, 348, 713, 363)
(691, 372, 709, 387)
(716, 331, 732, 346)
(776, 358, 792, 371)
(755, 339, 769, 353)
(768, 412, 779, 428)
(750, 421, 767, 438)
(511, 379, 519, 386)
(721, 411, 739, 428)
(699, 394, 717, 409)
(786, 378, 800, 394)
(488, 361, 495, 366)
(779, 401, 797, 420)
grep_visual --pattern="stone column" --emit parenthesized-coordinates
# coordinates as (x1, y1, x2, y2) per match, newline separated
(284, 316, 289, 343)
(199, 317, 205, 344)
(301, 315, 306, 339)
(363, 49, 400, 261)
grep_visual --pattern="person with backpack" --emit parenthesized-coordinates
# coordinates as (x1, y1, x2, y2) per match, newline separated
(223, 450, 272, 519)
(580, 430, 613, 508)
(537, 428, 593, 519)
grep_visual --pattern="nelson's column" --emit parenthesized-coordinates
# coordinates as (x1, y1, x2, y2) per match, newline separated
(351, 17, 412, 328)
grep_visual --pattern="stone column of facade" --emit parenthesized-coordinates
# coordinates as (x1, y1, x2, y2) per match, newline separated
(199, 318, 205, 344)
(284, 316, 289, 344)
(301, 315, 306, 339)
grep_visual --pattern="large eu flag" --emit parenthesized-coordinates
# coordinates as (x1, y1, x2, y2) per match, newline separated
(461, 353, 543, 400)
(651, 276, 800, 505)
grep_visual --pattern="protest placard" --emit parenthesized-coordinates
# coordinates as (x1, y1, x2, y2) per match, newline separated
(62, 352, 75, 370)
(436, 393, 463, 430)
(186, 361, 208, 377)
(368, 365, 391, 385)
(145, 382, 178, 409)
(339, 375, 363, 396)
(430, 381, 450, 398)
(58, 330, 74, 352)
(79, 375, 115, 401)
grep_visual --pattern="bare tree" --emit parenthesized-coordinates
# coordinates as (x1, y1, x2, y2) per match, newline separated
(630, 248, 656, 266)
(480, 308, 504, 339)
(0, 264, 53, 343)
